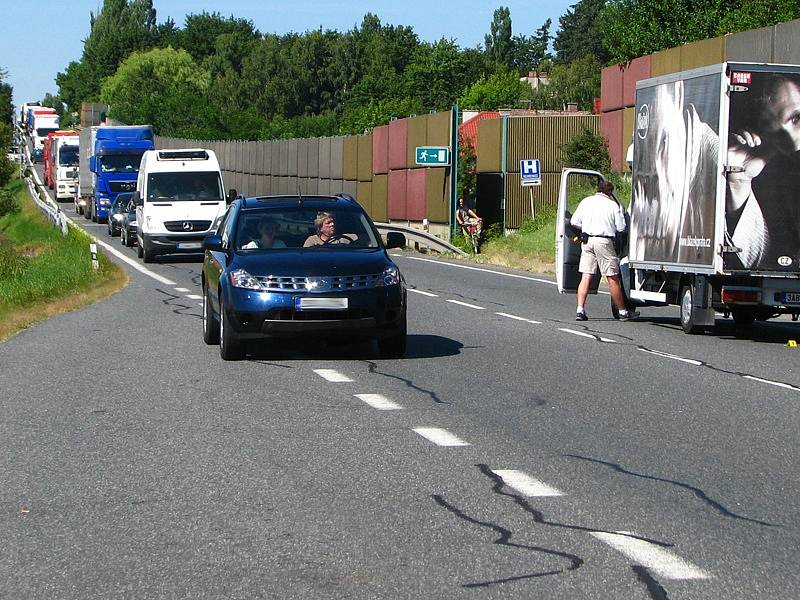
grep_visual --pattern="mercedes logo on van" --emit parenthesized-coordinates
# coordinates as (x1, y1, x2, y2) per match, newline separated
(636, 104, 649, 139)
(182, 221, 193, 231)
(778, 255, 793, 267)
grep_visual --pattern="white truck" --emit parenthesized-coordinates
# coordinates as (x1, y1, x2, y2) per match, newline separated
(133, 149, 229, 263)
(557, 62, 800, 333)
(51, 134, 80, 201)
(30, 110, 59, 149)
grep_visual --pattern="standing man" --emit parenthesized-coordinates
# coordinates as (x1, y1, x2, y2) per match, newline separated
(571, 180, 638, 321)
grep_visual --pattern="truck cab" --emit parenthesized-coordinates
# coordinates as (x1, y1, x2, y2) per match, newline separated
(87, 126, 154, 223)
(134, 148, 228, 263)
(53, 134, 80, 201)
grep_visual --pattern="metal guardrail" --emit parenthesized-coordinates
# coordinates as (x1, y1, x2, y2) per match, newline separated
(374, 222, 465, 256)
(17, 130, 69, 235)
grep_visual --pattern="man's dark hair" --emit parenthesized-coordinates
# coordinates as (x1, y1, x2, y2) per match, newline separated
(598, 179, 614, 195)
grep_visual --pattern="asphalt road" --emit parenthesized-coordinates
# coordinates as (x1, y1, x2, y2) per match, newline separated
(2, 167, 799, 599)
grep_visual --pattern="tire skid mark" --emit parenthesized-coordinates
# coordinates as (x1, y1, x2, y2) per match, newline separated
(565, 455, 776, 527)
(432, 495, 577, 588)
(633, 565, 670, 600)
(155, 288, 201, 319)
(478, 464, 672, 547)
(428, 288, 505, 308)
(362, 360, 448, 404)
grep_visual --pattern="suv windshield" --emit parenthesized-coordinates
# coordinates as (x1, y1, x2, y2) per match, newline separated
(236, 205, 379, 250)
(100, 153, 144, 173)
(147, 171, 222, 201)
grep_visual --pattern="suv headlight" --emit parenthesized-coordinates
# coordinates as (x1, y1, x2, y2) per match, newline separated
(229, 269, 262, 290)
(377, 266, 400, 286)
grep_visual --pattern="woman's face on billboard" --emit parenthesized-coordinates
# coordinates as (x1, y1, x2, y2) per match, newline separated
(763, 78, 800, 152)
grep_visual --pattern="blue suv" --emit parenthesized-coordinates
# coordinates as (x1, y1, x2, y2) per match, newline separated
(202, 195, 407, 360)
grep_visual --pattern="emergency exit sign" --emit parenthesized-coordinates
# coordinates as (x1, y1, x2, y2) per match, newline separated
(415, 146, 450, 166)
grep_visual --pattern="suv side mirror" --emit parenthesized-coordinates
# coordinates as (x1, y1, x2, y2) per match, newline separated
(203, 234, 223, 251)
(385, 232, 406, 250)
(226, 189, 238, 205)
(132, 191, 143, 206)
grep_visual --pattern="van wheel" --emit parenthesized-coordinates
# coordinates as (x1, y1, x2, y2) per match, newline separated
(219, 295, 244, 360)
(137, 240, 144, 259)
(680, 285, 703, 334)
(142, 243, 155, 263)
(203, 287, 220, 345)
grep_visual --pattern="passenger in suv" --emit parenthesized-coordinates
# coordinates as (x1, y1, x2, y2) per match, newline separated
(201, 195, 407, 360)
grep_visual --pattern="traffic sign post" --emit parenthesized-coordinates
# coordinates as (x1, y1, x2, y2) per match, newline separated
(520, 159, 541, 220)
(416, 146, 450, 166)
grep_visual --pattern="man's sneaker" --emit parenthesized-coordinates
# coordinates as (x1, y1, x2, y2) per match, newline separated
(575, 311, 588, 321)
(618, 310, 640, 321)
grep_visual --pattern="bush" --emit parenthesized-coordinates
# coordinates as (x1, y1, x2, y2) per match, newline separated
(0, 187, 19, 217)
(562, 128, 611, 173)
(0, 155, 15, 188)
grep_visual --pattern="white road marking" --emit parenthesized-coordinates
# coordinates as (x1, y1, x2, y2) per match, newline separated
(446, 299, 485, 310)
(492, 469, 563, 497)
(313, 369, 353, 383)
(174, 287, 190, 292)
(743, 375, 800, 391)
(639, 348, 702, 366)
(354, 394, 403, 410)
(186, 294, 202, 300)
(495, 312, 542, 324)
(413, 427, 470, 447)
(408, 288, 438, 297)
(590, 531, 711, 580)
(558, 328, 617, 343)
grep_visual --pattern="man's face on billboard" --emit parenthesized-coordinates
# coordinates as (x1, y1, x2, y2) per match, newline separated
(763, 78, 800, 152)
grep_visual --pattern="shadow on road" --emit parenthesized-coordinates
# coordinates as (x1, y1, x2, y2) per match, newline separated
(647, 316, 800, 344)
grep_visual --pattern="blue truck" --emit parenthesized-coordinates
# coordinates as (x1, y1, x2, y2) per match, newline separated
(78, 125, 154, 222)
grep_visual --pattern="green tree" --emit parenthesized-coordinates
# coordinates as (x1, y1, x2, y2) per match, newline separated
(485, 7, 513, 68)
(457, 135, 477, 201)
(403, 39, 475, 110)
(562, 127, 610, 172)
(554, 0, 610, 64)
(100, 47, 211, 135)
(339, 97, 425, 135)
(41, 93, 66, 120)
(176, 11, 259, 63)
(460, 68, 530, 110)
(718, 0, 800, 34)
(530, 55, 601, 110)
(511, 19, 551, 74)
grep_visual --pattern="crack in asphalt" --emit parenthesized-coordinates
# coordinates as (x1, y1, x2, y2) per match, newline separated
(632, 565, 670, 600)
(432, 494, 576, 587)
(362, 360, 447, 404)
(155, 288, 201, 319)
(477, 464, 673, 547)
(565, 455, 777, 527)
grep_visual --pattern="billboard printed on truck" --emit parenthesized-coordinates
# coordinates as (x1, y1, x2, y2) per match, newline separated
(629, 71, 721, 267)
(726, 68, 800, 272)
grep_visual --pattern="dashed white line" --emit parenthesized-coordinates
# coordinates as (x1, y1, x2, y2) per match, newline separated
(639, 348, 702, 366)
(446, 299, 485, 310)
(590, 531, 711, 580)
(558, 328, 617, 343)
(492, 469, 563, 497)
(354, 394, 403, 410)
(413, 427, 471, 447)
(408, 288, 438, 297)
(186, 294, 202, 300)
(313, 369, 353, 383)
(743, 375, 800, 391)
(399, 255, 556, 285)
(495, 312, 542, 324)
(174, 287, 190, 293)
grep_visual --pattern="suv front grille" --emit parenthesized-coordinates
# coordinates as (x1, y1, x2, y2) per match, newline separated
(256, 274, 382, 292)
(164, 220, 212, 232)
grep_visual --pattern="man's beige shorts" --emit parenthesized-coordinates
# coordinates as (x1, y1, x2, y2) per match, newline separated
(579, 237, 619, 276)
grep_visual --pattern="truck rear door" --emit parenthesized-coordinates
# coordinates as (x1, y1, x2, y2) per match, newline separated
(556, 168, 604, 294)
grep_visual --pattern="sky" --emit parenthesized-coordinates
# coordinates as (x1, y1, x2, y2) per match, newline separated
(1, 0, 575, 112)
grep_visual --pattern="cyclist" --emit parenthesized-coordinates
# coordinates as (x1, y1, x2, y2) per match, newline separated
(456, 197, 482, 239)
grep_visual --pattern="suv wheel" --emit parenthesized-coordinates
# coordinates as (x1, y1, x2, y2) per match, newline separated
(203, 287, 220, 345)
(378, 311, 407, 358)
(219, 295, 244, 360)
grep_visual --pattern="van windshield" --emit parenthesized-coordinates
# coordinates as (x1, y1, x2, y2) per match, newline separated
(100, 153, 144, 173)
(59, 145, 79, 166)
(147, 172, 223, 201)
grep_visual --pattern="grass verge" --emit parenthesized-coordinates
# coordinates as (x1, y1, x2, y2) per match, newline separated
(0, 178, 128, 341)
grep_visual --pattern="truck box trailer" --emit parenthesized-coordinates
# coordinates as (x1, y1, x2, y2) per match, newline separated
(557, 62, 800, 333)
(30, 109, 59, 149)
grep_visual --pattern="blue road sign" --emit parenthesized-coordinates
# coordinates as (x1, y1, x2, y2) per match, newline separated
(416, 146, 450, 166)
(520, 159, 541, 186)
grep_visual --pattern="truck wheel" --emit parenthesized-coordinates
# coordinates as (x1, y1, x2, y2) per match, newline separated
(203, 286, 220, 345)
(84, 202, 91, 220)
(680, 285, 703, 334)
(219, 295, 244, 360)
(91, 205, 98, 223)
(732, 309, 756, 326)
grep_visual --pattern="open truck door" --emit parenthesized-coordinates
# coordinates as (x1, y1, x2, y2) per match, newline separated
(556, 168, 606, 294)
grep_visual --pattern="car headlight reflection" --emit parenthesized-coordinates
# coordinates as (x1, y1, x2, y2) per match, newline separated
(229, 268, 263, 290)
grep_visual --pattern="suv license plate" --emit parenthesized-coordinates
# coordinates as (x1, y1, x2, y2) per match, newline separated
(779, 292, 800, 304)
(296, 297, 348, 311)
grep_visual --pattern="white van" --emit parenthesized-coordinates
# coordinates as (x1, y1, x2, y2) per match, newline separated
(133, 149, 229, 262)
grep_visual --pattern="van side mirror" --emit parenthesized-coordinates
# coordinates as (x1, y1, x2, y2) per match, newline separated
(226, 189, 238, 205)
(203, 234, 223, 252)
(385, 232, 406, 250)
(132, 191, 143, 206)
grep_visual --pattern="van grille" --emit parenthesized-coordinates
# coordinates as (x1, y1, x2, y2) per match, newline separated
(164, 220, 212, 232)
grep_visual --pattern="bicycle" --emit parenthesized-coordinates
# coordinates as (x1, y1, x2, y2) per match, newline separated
(461, 219, 482, 254)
